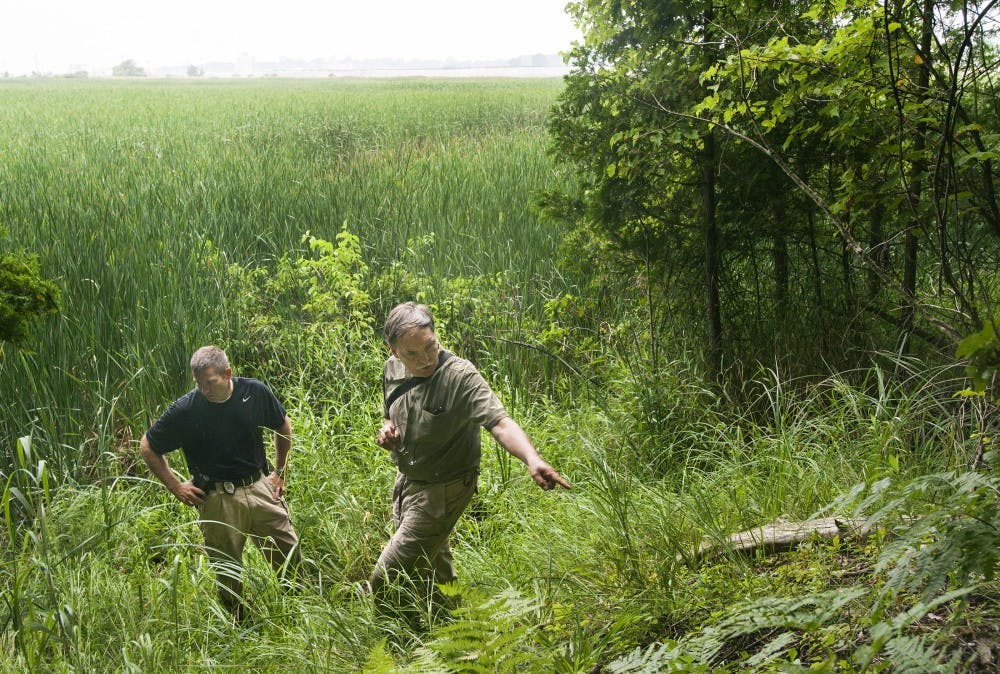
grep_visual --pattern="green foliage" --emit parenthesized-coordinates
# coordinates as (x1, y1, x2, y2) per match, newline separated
(0, 436, 73, 669)
(414, 588, 544, 672)
(864, 472, 1000, 604)
(298, 229, 371, 327)
(0, 252, 59, 344)
(553, 0, 1000, 381)
(0, 78, 571, 467)
(539, 293, 605, 376)
(2, 354, 998, 671)
(201, 227, 380, 413)
(360, 589, 547, 673)
(957, 320, 999, 395)
(0, 78, 997, 673)
(607, 465, 1000, 671)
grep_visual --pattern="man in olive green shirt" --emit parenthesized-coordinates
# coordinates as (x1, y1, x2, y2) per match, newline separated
(371, 302, 570, 605)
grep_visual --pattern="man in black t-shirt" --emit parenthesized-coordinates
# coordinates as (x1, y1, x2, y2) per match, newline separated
(139, 345, 299, 619)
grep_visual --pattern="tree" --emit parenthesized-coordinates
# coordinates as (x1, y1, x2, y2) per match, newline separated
(548, 0, 1000, 381)
(0, 253, 59, 344)
(186, 65, 204, 77)
(112, 59, 146, 77)
(546, 1, 722, 376)
(702, 0, 1000, 347)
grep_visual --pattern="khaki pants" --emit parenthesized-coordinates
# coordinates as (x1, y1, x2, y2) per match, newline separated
(370, 470, 478, 598)
(197, 475, 299, 614)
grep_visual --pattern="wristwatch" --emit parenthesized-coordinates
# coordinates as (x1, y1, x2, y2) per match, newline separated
(275, 467, 286, 479)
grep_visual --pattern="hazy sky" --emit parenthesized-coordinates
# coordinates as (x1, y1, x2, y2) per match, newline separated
(0, 0, 581, 74)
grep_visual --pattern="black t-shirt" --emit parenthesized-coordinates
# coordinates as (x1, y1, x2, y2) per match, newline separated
(145, 377, 286, 480)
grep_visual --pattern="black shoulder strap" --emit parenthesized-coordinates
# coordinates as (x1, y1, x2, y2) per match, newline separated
(384, 350, 453, 412)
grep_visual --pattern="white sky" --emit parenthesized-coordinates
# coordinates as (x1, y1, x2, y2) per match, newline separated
(0, 0, 581, 74)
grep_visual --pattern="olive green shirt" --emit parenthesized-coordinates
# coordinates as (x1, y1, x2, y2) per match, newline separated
(383, 354, 508, 482)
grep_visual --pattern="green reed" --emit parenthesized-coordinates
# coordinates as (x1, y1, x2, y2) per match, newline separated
(0, 78, 572, 471)
(0, 345, 991, 671)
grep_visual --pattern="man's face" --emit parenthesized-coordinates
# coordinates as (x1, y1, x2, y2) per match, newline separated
(391, 327, 441, 377)
(194, 367, 233, 403)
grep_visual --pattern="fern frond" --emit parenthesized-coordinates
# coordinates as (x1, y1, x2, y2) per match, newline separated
(362, 638, 401, 674)
(410, 587, 548, 672)
(879, 635, 966, 673)
(606, 640, 708, 673)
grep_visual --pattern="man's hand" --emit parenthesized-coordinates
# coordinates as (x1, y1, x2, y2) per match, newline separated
(267, 471, 286, 499)
(488, 418, 571, 491)
(529, 460, 571, 491)
(141, 434, 206, 507)
(376, 420, 399, 451)
(172, 480, 207, 507)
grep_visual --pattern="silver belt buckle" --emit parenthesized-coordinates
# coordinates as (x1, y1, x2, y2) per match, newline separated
(223, 481, 236, 494)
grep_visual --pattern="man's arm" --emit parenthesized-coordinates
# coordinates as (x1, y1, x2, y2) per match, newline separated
(489, 417, 570, 491)
(139, 434, 205, 506)
(267, 415, 292, 498)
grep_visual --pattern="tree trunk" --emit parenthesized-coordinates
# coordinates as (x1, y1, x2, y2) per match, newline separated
(807, 209, 829, 355)
(868, 203, 887, 300)
(772, 199, 789, 326)
(702, 129, 722, 380)
(901, 0, 934, 351)
(690, 516, 869, 560)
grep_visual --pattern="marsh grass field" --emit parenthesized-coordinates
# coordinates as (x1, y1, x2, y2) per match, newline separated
(0, 77, 571, 462)
(0, 78, 997, 672)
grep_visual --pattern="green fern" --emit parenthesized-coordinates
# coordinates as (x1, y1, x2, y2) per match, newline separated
(606, 641, 709, 673)
(873, 471, 999, 604)
(878, 635, 966, 673)
(362, 638, 402, 674)
(607, 589, 865, 671)
(607, 466, 1000, 672)
(407, 587, 548, 673)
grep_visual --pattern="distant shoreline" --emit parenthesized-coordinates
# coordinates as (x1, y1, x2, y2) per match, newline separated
(313, 65, 569, 78)
(2, 55, 571, 80)
(1, 67, 571, 81)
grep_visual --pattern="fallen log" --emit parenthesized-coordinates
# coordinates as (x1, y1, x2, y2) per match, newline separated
(690, 516, 869, 561)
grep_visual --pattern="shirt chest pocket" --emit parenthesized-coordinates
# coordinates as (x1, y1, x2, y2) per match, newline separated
(410, 404, 460, 450)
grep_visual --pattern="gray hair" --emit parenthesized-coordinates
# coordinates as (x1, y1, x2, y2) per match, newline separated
(383, 302, 435, 345)
(190, 345, 230, 375)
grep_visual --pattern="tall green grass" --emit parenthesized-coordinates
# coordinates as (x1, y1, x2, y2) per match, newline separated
(0, 78, 573, 470)
(1, 354, 992, 671)
(0, 79, 994, 672)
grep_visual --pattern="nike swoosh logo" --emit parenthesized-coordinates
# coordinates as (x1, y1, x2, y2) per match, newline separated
(242, 396, 251, 402)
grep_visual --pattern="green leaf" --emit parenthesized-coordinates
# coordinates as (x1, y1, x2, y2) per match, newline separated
(956, 322, 996, 359)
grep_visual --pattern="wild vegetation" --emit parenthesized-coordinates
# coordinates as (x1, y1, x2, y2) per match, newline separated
(0, 10, 998, 670)
(548, 0, 1000, 386)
